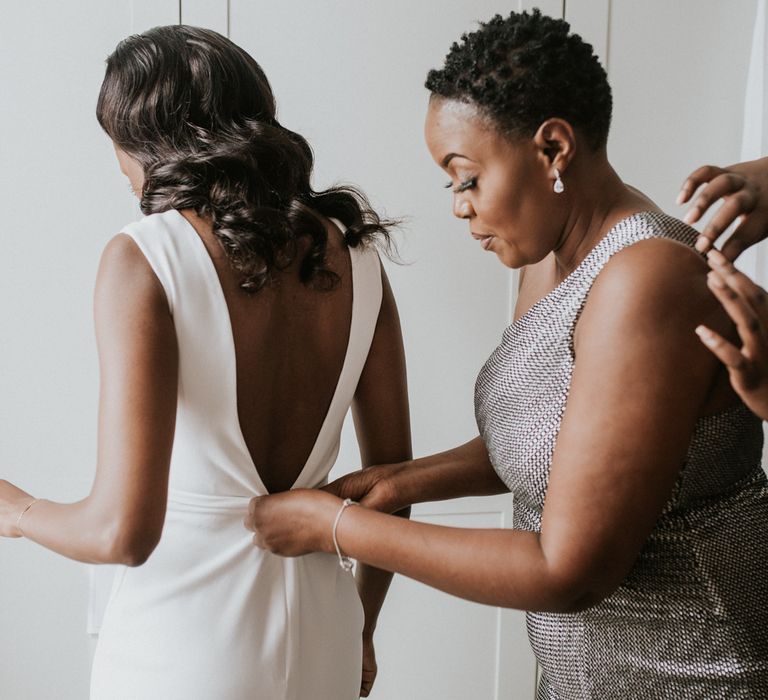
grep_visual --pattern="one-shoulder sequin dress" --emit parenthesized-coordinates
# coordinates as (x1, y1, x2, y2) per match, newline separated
(474, 212, 768, 699)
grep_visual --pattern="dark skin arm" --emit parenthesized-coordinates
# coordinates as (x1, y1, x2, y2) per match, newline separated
(325, 435, 507, 513)
(247, 239, 734, 612)
(344, 264, 413, 697)
(0, 234, 177, 564)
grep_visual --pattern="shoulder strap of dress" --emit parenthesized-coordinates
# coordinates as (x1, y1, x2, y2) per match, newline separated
(120, 210, 185, 315)
(332, 217, 383, 381)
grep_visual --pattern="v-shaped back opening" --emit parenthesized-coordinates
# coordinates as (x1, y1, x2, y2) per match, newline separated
(171, 209, 358, 495)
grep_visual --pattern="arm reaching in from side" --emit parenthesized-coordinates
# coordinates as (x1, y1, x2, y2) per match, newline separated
(323, 435, 507, 513)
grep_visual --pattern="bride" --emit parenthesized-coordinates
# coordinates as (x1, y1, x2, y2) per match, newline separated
(0, 25, 410, 700)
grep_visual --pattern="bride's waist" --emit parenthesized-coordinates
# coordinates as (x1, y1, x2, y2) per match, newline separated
(165, 483, 326, 514)
(166, 488, 255, 514)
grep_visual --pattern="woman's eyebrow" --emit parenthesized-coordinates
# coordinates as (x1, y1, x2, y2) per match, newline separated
(442, 152, 474, 167)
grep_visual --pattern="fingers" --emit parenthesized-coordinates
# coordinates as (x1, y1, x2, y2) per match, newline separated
(323, 471, 377, 502)
(684, 171, 747, 223)
(244, 496, 267, 532)
(695, 324, 749, 371)
(706, 271, 765, 360)
(359, 667, 377, 697)
(695, 191, 757, 258)
(678, 164, 724, 206)
(322, 475, 363, 500)
(720, 214, 768, 262)
(708, 250, 768, 326)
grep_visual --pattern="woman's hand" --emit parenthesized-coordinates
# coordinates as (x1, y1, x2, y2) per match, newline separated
(0, 480, 35, 538)
(323, 463, 408, 513)
(695, 249, 768, 420)
(360, 633, 377, 697)
(678, 156, 768, 260)
(245, 489, 342, 557)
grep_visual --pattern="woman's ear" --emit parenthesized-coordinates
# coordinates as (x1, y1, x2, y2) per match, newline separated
(533, 118, 576, 175)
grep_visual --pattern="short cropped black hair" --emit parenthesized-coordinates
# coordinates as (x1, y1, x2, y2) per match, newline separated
(425, 10, 612, 150)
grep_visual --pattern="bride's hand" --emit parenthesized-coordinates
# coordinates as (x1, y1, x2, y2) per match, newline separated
(0, 480, 35, 538)
(323, 463, 409, 513)
(360, 633, 377, 697)
(245, 489, 341, 557)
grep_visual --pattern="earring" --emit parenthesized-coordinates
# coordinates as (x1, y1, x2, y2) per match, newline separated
(553, 168, 564, 194)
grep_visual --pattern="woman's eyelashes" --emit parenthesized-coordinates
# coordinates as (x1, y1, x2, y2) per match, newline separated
(444, 176, 478, 193)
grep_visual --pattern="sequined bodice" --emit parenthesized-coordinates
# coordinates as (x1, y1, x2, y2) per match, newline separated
(474, 211, 768, 699)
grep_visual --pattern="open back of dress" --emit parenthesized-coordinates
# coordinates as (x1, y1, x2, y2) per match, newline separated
(90, 209, 382, 700)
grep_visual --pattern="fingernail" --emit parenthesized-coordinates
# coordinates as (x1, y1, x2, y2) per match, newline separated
(695, 325, 716, 345)
(707, 249, 727, 268)
(707, 271, 726, 289)
(695, 236, 710, 253)
(676, 191, 685, 205)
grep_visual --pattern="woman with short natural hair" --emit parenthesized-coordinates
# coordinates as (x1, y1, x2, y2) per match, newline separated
(248, 11, 768, 698)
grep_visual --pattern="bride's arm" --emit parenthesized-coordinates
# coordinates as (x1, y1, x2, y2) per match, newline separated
(348, 266, 412, 674)
(0, 234, 177, 565)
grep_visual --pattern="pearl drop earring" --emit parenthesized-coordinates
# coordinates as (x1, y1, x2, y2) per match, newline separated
(553, 168, 564, 194)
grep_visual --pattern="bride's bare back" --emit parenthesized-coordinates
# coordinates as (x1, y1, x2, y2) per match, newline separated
(186, 210, 360, 493)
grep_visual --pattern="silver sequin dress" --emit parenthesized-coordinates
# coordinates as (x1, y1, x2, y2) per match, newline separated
(474, 212, 768, 699)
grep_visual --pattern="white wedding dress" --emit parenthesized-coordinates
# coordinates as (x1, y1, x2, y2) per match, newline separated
(90, 209, 382, 700)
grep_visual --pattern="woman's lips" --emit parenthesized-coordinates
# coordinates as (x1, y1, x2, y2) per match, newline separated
(472, 232, 494, 250)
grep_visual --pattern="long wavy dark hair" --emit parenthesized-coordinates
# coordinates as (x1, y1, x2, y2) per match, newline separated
(97, 25, 393, 292)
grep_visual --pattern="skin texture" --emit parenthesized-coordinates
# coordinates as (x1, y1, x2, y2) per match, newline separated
(246, 98, 738, 614)
(0, 146, 410, 697)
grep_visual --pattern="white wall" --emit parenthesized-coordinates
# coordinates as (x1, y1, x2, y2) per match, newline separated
(0, 2, 759, 698)
(0, 2, 175, 697)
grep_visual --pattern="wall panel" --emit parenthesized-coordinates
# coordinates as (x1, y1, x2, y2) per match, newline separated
(180, 0, 228, 35)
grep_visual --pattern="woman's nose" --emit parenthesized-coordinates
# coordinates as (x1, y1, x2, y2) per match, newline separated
(453, 197, 473, 220)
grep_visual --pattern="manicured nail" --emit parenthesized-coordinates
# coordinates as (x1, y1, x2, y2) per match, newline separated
(695, 325, 716, 345)
(676, 190, 686, 205)
(707, 249, 727, 268)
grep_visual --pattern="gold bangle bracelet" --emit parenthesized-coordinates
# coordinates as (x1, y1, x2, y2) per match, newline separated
(16, 498, 40, 538)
